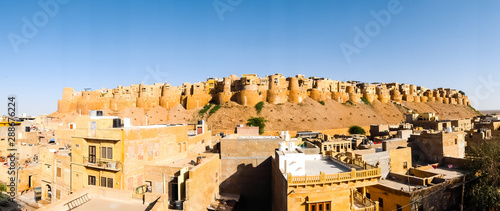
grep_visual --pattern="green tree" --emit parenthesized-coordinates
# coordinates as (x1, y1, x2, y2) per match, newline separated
(255, 101, 265, 114)
(319, 101, 325, 105)
(0, 183, 6, 192)
(348, 125, 366, 135)
(465, 138, 500, 210)
(247, 117, 266, 134)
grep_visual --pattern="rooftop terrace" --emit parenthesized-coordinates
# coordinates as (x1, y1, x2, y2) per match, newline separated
(72, 197, 148, 211)
(304, 159, 350, 175)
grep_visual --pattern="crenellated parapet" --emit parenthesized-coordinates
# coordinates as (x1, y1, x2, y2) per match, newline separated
(57, 74, 472, 113)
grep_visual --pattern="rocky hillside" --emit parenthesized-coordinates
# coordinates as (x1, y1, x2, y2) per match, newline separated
(50, 97, 480, 132)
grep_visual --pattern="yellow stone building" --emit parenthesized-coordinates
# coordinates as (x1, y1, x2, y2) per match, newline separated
(70, 114, 211, 192)
(272, 143, 381, 211)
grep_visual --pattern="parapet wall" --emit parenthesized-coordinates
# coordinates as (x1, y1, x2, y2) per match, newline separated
(57, 74, 471, 114)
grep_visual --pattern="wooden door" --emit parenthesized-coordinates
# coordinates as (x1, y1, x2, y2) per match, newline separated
(89, 146, 96, 164)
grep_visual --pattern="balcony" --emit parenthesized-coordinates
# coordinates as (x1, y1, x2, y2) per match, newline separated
(287, 168, 381, 186)
(83, 156, 122, 172)
(352, 190, 379, 211)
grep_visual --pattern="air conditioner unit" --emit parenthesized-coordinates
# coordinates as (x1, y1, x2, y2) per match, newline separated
(107, 162, 116, 169)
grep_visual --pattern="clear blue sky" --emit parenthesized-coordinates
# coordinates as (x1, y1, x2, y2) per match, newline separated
(1, 0, 499, 115)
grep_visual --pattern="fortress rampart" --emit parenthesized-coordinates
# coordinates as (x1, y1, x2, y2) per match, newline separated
(57, 74, 471, 114)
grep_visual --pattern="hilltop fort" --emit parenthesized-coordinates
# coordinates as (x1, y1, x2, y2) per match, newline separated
(57, 73, 471, 114)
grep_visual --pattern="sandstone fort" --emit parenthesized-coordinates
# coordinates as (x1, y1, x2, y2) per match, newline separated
(57, 73, 471, 114)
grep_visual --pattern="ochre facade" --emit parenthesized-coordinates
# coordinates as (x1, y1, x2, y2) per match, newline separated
(58, 74, 471, 114)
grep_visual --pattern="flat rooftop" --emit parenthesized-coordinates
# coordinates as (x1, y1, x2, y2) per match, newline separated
(379, 179, 422, 192)
(422, 167, 464, 179)
(305, 159, 351, 175)
(72, 197, 148, 211)
(123, 124, 183, 129)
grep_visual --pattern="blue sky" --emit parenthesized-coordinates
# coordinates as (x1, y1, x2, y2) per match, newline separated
(1, 0, 499, 115)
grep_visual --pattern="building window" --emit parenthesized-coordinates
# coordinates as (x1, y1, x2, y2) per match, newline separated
(101, 147, 106, 159)
(397, 204, 402, 211)
(100, 177, 107, 187)
(108, 178, 113, 188)
(56, 190, 61, 199)
(379, 198, 383, 208)
(403, 161, 408, 169)
(308, 202, 331, 211)
(107, 147, 112, 159)
(57, 167, 61, 177)
(101, 147, 113, 159)
(100, 176, 114, 188)
(89, 146, 96, 164)
(88, 176, 96, 186)
(366, 193, 370, 199)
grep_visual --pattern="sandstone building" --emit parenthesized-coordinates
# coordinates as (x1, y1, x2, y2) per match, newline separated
(57, 74, 471, 114)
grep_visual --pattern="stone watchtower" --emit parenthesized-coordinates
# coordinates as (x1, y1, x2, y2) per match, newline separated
(267, 74, 287, 104)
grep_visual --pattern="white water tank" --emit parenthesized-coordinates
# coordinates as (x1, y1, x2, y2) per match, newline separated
(288, 142, 296, 152)
(123, 118, 131, 127)
(446, 127, 452, 133)
(284, 131, 290, 141)
(279, 142, 287, 151)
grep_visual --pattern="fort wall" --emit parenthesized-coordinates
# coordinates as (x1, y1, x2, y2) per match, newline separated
(57, 74, 471, 113)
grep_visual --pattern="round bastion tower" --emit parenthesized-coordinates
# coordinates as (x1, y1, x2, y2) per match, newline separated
(347, 85, 361, 104)
(362, 88, 375, 103)
(434, 90, 443, 103)
(216, 77, 233, 105)
(376, 87, 390, 104)
(390, 89, 402, 103)
(424, 90, 434, 102)
(267, 74, 287, 104)
(287, 76, 302, 103)
(237, 76, 262, 107)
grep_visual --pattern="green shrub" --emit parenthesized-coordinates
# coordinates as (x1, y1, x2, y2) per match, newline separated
(198, 104, 212, 116)
(343, 101, 354, 106)
(348, 125, 366, 135)
(0, 183, 6, 192)
(247, 117, 266, 134)
(208, 105, 221, 116)
(468, 104, 482, 115)
(319, 101, 325, 105)
(255, 101, 265, 114)
(361, 97, 371, 105)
